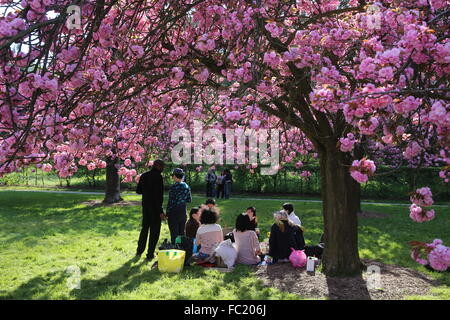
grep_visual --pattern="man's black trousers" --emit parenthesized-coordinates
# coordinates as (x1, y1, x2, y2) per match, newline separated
(137, 206, 161, 258)
(167, 203, 187, 244)
(206, 182, 215, 197)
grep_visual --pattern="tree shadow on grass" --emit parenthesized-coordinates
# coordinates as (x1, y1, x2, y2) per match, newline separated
(70, 258, 211, 299)
(70, 257, 153, 299)
(1, 202, 142, 245)
(213, 265, 297, 300)
(0, 270, 67, 300)
(77, 262, 274, 300)
(0, 257, 209, 300)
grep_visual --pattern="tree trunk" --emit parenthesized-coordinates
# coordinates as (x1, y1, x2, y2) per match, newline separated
(103, 158, 123, 204)
(320, 146, 363, 276)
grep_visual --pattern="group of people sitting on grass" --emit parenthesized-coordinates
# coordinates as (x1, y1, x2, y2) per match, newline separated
(136, 163, 324, 267)
(181, 198, 309, 266)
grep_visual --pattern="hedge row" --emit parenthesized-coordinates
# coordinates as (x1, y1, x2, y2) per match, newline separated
(171, 164, 448, 201)
(1, 163, 447, 201)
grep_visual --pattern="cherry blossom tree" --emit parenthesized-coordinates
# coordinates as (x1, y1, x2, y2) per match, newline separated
(0, 0, 208, 202)
(1, 0, 307, 202)
(158, 0, 449, 275)
(1, 0, 449, 275)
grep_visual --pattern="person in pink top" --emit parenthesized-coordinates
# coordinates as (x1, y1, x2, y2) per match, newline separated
(233, 213, 262, 265)
(194, 208, 223, 261)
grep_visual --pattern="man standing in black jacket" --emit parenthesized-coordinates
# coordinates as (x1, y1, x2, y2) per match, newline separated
(136, 159, 165, 261)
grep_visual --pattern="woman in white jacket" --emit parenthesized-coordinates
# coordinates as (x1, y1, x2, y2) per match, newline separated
(282, 203, 301, 226)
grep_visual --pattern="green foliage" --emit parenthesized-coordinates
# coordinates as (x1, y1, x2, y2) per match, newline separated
(1, 164, 448, 201)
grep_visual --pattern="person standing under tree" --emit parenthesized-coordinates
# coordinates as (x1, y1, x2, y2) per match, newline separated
(205, 166, 217, 198)
(136, 159, 165, 261)
(167, 168, 192, 243)
(224, 169, 233, 199)
(216, 171, 225, 199)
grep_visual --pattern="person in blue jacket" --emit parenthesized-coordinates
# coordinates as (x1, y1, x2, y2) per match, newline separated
(167, 168, 192, 243)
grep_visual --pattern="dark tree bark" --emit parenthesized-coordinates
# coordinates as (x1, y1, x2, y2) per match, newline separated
(319, 143, 364, 276)
(103, 158, 123, 204)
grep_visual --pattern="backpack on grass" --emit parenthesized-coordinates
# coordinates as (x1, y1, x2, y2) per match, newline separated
(304, 244, 324, 259)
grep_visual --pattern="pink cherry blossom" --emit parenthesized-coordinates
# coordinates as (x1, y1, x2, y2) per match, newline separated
(358, 117, 379, 136)
(339, 133, 356, 152)
(403, 141, 422, 160)
(263, 51, 281, 69)
(350, 158, 376, 183)
(350, 170, 368, 183)
(300, 170, 312, 179)
(249, 120, 261, 129)
(265, 22, 283, 38)
(409, 204, 435, 223)
(295, 161, 303, 169)
(225, 111, 241, 122)
(428, 244, 450, 271)
(410, 187, 434, 207)
(41, 163, 52, 172)
(194, 69, 209, 83)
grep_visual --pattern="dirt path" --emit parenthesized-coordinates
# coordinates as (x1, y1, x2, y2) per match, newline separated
(254, 259, 440, 300)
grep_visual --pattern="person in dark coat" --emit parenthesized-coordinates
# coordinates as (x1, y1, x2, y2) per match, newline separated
(216, 171, 225, 199)
(205, 167, 217, 197)
(245, 206, 258, 233)
(136, 159, 165, 261)
(224, 169, 233, 199)
(268, 210, 305, 263)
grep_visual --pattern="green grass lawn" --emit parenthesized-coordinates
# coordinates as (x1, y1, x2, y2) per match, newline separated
(0, 190, 448, 300)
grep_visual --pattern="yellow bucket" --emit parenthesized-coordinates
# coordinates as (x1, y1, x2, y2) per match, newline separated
(158, 250, 186, 273)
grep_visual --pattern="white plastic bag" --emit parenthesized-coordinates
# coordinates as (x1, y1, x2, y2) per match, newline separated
(306, 256, 317, 273)
(214, 239, 237, 268)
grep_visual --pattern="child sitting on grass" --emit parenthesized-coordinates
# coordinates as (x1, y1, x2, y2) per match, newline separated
(233, 214, 262, 265)
(193, 208, 223, 262)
